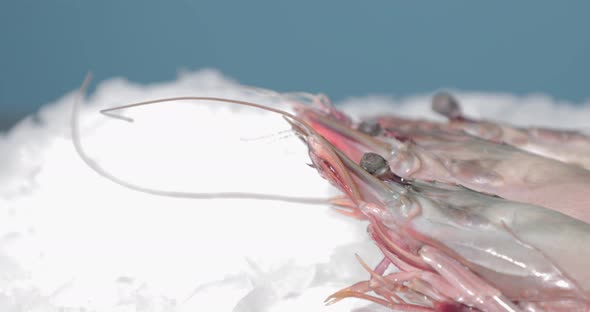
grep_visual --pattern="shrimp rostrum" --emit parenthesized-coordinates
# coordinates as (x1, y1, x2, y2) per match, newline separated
(73, 87, 590, 311)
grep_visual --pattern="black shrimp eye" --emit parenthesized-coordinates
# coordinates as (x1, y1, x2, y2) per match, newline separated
(361, 152, 411, 185)
(360, 152, 389, 176)
(358, 120, 381, 136)
(432, 91, 461, 119)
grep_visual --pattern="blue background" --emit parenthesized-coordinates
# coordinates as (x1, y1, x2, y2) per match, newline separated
(1, 1, 589, 131)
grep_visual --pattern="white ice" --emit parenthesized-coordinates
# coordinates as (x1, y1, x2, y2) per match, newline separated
(0, 69, 589, 312)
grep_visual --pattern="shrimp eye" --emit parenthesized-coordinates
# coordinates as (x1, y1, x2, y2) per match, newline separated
(432, 91, 461, 119)
(360, 152, 390, 176)
(361, 152, 411, 185)
(358, 120, 381, 136)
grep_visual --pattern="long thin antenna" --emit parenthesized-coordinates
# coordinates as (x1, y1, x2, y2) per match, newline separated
(71, 75, 331, 205)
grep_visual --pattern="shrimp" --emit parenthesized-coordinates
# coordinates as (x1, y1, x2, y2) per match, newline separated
(72, 80, 590, 310)
(432, 91, 590, 170)
(321, 150, 590, 311)
(289, 100, 590, 310)
(293, 98, 590, 224)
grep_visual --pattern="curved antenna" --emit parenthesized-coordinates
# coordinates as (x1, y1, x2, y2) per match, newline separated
(100, 96, 305, 124)
(71, 77, 338, 205)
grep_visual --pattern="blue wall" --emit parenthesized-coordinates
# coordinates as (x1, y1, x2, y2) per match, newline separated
(1, 1, 589, 131)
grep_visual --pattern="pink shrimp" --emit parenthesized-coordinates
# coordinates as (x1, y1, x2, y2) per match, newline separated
(293, 97, 590, 224)
(432, 91, 590, 169)
(289, 100, 590, 311)
(71, 80, 590, 311)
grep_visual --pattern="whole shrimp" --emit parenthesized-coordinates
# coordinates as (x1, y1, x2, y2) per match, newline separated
(72, 82, 590, 311)
(293, 97, 590, 224)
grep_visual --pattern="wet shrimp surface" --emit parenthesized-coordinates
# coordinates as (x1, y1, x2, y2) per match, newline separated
(293, 92, 590, 311)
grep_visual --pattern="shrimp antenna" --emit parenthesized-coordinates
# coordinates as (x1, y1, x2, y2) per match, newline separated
(100, 96, 305, 124)
(72, 78, 339, 205)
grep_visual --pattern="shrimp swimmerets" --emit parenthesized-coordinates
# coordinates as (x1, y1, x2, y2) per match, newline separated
(71, 80, 590, 311)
